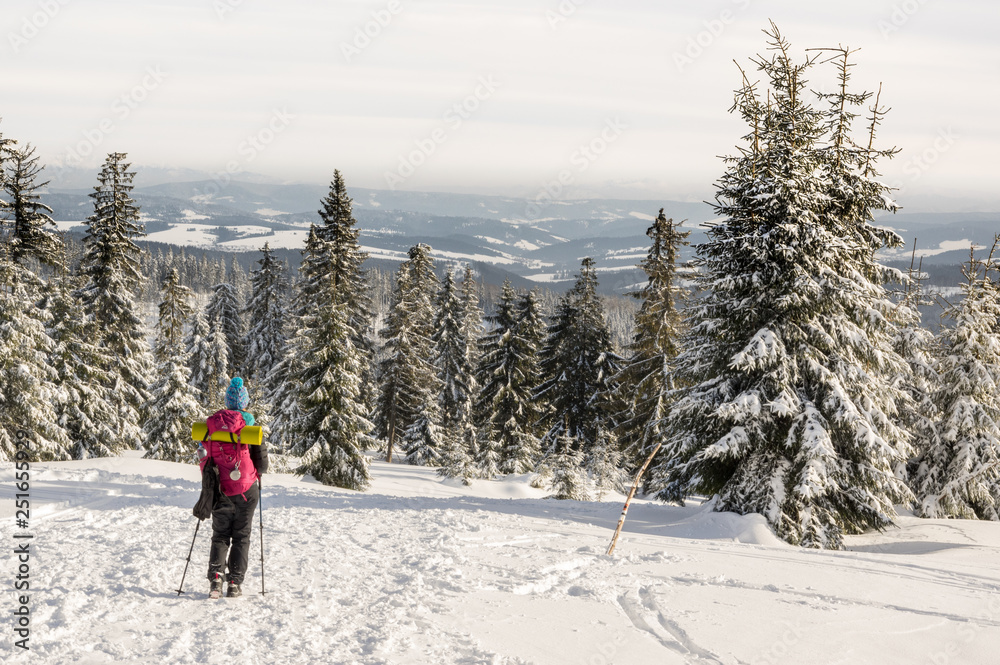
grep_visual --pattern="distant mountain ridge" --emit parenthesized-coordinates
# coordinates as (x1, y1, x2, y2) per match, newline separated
(46, 179, 998, 293)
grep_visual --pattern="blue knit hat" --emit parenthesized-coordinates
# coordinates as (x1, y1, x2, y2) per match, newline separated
(225, 377, 250, 411)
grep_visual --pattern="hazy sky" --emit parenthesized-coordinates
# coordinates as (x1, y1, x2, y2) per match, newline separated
(2, 0, 998, 206)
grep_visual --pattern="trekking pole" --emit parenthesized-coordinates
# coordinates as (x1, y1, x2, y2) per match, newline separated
(175, 520, 202, 596)
(607, 441, 662, 556)
(258, 477, 266, 596)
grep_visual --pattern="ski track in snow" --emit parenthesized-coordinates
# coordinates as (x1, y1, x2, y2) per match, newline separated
(3, 458, 1000, 664)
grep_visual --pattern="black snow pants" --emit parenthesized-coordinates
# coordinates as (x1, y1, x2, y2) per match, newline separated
(208, 482, 259, 585)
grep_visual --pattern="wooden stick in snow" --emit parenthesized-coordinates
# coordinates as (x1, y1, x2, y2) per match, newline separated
(606, 441, 662, 556)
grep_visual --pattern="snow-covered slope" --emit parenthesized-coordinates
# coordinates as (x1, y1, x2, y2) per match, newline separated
(3, 455, 999, 664)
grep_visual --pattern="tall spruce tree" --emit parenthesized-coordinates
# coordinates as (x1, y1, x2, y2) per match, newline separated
(615, 209, 689, 471)
(0, 253, 69, 462)
(375, 244, 441, 463)
(435, 267, 483, 482)
(287, 223, 373, 489)
(459, 266, 483, 450)
(536, 258, 619, 479)
(317, 170, 376, 413)
(475, 281, 543, 476)
(76, 152, 153, 446)
(3, 144, 62, 266)
(45, 269, 120, 459)
(243, 243, 288, 388)
(144, 270, 202, 462)
(267, 228, 321, 456)
(654, 27, 912, 548)
(913, 247, 1000, 519)
(433, 272, 472, 437)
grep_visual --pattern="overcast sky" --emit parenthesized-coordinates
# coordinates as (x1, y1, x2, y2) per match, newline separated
(2, 0, 998, 207)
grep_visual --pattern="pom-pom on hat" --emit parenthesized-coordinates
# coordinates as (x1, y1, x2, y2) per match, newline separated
(225, 377, 250, 411)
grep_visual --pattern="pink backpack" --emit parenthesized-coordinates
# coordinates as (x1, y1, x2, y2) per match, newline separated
(200, 410, 257, 496)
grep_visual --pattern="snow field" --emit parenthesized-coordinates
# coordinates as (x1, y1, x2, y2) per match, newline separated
(2, 455, 1000, 664)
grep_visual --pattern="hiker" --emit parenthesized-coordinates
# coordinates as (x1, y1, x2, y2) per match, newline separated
(200, 377, 268, 598)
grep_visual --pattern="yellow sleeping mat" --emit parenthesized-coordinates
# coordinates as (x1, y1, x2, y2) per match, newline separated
(191, 423, 263, 446)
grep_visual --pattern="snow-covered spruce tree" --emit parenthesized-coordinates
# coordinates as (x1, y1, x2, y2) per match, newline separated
(3, 144, 62, 267)
(317, 170, 376, 413)
(375, 244, 442, 463)
(399, 247, 446, 466)
(287, 224, 373, 489)
(0, 252, 70, 462)
(588, 424, 626, 500)
(654, 27, 912, 548)
(614, 209, 689, 472)
(474, 281, 542, 477)
(206, 280, 245, 377)
(433, 269, 477, 480)
(913, 247, 1000, 519)
(460, 265, 484, 381)
(546, 426, 590, 501)
(76, 152, 154, 445)
(459, 266, 484, 450)
(45, 268, 120, 459)
(536, 257, 620, 496)
(144, 269, 202, 462)
(266, 228, 330, 456)
(243, 243, 288, 389)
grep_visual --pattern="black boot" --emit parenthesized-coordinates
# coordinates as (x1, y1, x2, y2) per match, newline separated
(226, 580, 242, 598)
